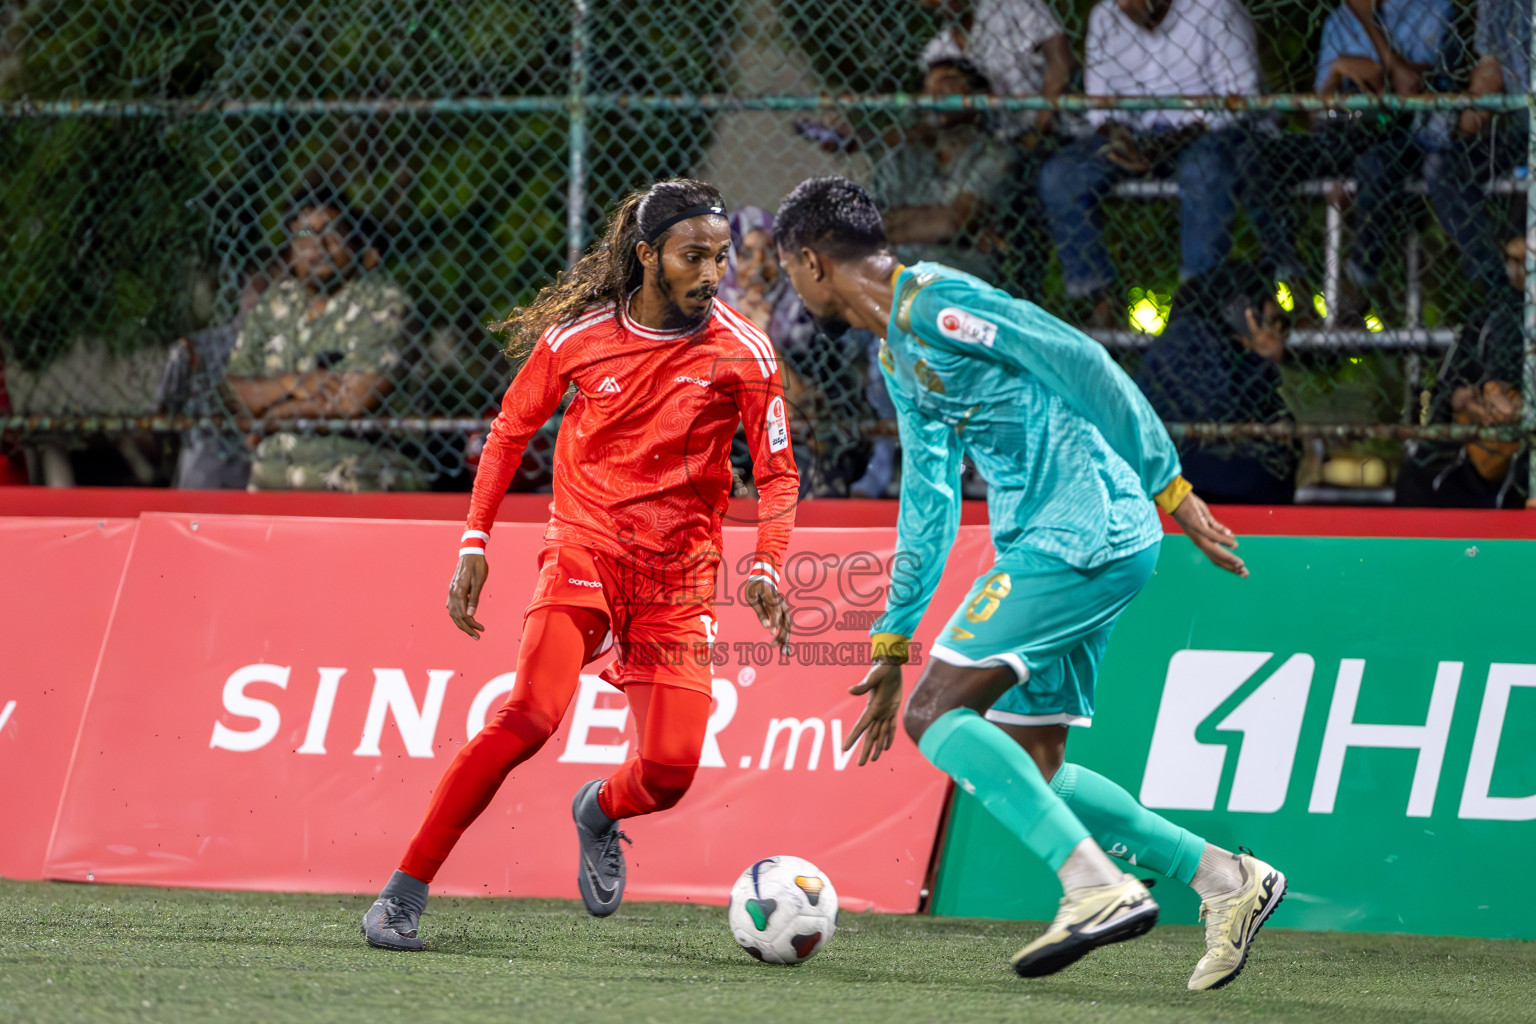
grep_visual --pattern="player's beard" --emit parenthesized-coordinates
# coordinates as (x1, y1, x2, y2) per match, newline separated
(655, 260, 716, 331)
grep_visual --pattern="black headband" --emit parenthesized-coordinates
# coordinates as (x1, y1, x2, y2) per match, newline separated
(641, 204, 726, 246)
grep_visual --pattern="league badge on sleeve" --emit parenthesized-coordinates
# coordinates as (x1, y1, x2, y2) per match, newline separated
(936, 307, 998, 348)
(766, 395, 790, 452)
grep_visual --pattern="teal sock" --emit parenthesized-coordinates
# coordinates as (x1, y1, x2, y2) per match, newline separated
(919, 708, 1090, 871)
(1049, 763, 1204, 883)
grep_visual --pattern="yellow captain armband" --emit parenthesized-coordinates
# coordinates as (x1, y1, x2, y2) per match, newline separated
(1155, 475, 1193, 515)
(871, 633, 911, 664)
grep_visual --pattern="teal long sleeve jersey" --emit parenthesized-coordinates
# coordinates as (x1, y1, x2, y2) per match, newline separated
(872, 263, 1184, 642)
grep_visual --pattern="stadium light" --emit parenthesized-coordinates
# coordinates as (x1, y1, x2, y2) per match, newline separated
(1275, 281, 1295, 312)
(1127, 288, 1171, 335)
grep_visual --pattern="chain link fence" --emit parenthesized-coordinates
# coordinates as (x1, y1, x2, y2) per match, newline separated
(1, 0, 1532, 505)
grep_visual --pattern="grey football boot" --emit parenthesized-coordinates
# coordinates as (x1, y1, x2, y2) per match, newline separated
(572, 779, 631, 917)
(361, 870, 427, 950)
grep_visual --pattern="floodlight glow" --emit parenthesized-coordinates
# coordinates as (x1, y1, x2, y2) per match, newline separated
(1275, 281, 1294, 312)
(1129, 297, 1166, 334)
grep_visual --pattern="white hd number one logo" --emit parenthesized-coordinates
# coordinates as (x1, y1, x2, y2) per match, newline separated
(699, 615, 719, 645)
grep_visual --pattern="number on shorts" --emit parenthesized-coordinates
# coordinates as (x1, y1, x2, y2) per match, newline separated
(964, 573, 1012, 623)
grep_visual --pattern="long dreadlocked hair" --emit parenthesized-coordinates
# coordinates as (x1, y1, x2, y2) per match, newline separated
(493, 177, 726, 358)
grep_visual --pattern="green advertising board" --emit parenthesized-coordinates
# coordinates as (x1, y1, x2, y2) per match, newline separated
(930, 536, 1536, 939)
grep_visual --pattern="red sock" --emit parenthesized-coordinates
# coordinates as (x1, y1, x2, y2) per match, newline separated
(597, 683, 711, 820)
(398, 605, 607, 883)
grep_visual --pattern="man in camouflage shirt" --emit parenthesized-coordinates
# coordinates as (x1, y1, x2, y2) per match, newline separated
(225, 196, 427, 491)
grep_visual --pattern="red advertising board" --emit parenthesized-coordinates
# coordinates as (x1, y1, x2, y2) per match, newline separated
(0, 517, 137, 879)
(43, 513, 991, 911)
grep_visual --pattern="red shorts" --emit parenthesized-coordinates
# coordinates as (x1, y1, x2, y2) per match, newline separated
(526, 544, 718, 694)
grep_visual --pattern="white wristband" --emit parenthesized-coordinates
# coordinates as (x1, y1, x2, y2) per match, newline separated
(458, 548, 486, 558)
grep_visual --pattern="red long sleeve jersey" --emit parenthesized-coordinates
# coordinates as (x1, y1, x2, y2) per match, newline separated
(463, 299, 799, 584)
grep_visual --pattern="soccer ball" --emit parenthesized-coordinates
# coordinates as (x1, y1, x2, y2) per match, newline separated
(727, 855, 838, 964)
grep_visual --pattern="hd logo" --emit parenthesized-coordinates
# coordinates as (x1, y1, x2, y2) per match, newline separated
(1140, 651, 1312, 814)
(1138, 650, 1536, 822)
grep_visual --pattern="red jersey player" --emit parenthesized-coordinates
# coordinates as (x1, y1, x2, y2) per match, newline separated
(362, 179, 798, 950)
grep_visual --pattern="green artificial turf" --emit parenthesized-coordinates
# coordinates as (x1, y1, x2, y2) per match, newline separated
(0, 879, 1531, 1023)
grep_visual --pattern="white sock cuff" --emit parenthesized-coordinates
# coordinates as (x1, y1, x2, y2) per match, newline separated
(1191, 844, 1246, 900)
(1057, 837, 1125, 893)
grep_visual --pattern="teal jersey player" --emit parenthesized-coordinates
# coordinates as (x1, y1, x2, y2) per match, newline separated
(874, 261, 1175, 723)
(773, 177, 1287, 990)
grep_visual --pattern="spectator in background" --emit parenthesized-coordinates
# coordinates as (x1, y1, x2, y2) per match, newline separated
(917, 0, 1080, 300)
(1422, 0, 1531, 300)
(1038, 0, 1262, 328)
(718, 206, 896, 498)
(1340, 0, 1451, 96)
(1395, 236, 1528, 508)
(1243, 0, 1461, 306)
(801, 0, 1075, 148)
(917, 0, 1078, 140)
(1135, 261, 1298, 504)
(1338, 0, 1462, 315)
(158, 247, 282, 489)
(871, 57, 1015, 283)
(224, 187, 427, 491)
(718, 205, 816, 411)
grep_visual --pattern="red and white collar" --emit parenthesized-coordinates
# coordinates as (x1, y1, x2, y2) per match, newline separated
(620, 290, 712, 340)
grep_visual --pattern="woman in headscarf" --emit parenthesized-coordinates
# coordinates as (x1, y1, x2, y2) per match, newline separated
(719, 206, 897, 497)
(718, 206, 814, 371)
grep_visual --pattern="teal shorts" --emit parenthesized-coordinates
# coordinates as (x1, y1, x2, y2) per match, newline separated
(928, 543, 1159, 727)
